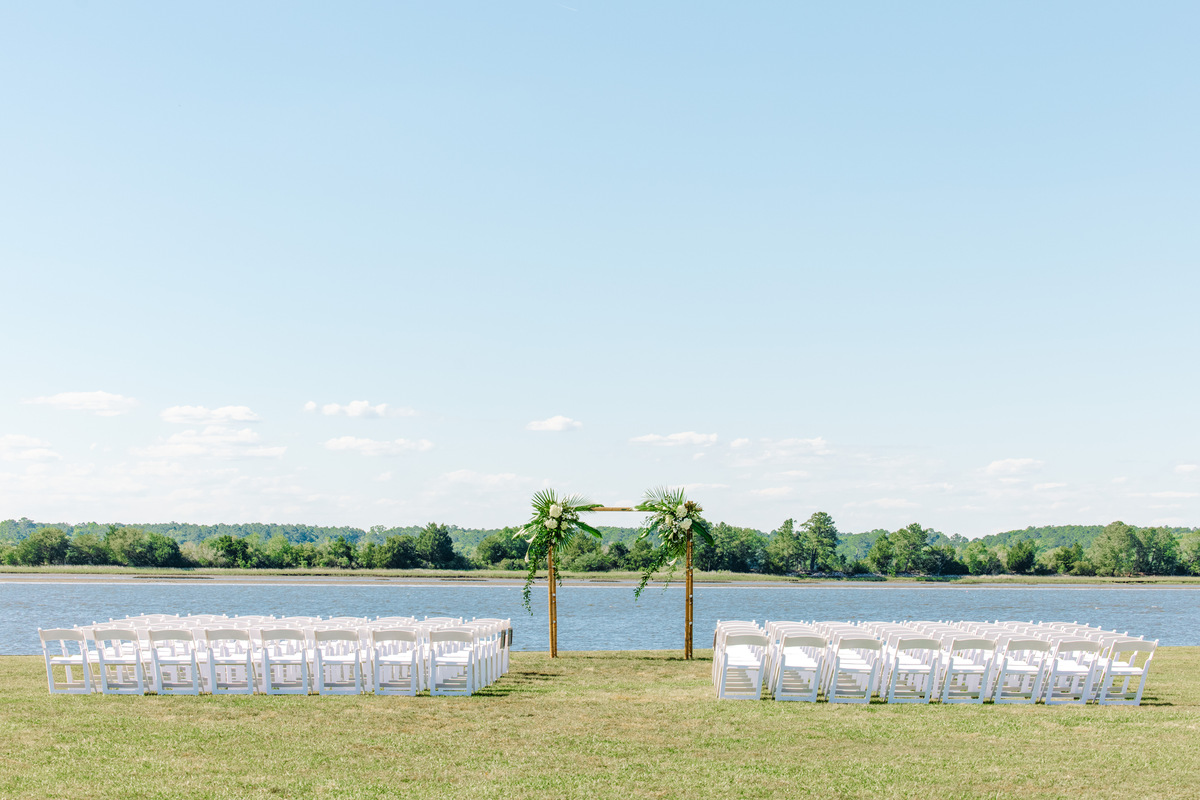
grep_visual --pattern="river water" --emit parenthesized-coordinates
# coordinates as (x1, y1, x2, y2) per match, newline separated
(3, 580, 1197, 654)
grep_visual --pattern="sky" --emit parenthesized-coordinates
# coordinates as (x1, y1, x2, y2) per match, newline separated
(1, 2, 1197, 537)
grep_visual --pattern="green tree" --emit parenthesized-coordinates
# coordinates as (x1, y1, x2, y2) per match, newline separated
(694, 523, 766, 573)
(1048, 542, 1084, 574)
(475, 528, 526, 566)
(621, 539, 657, 571)
(1137, 527, 1180, 575)
(375, 535, 420, 569)
(322, 535, 356, 569)
(962, 540, 1003, 575)
(925, 544, 967, 575)
(867, 532, 894, 574)
(801, 512, 839, 571)
(210, 534, 253, 568)
(892, 523, 932, 573)
(1180, 533, 1200, 576)
(1004, 539, 1038, 574)
(14, 527, 70, 565)
(416, 522, 456, 569)
(762, 518, 802, 574)
(65, 533, 111, 565)
(1088, 521, 1141, 576)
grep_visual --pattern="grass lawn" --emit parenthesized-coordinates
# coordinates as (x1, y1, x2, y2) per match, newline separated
(2, 649, 1198, 799)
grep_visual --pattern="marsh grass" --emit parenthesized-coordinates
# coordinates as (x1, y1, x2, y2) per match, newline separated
(2, 648, 1198, 799)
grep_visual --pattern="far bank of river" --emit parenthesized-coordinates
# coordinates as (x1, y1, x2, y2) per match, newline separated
(3, 568, 1199, 587)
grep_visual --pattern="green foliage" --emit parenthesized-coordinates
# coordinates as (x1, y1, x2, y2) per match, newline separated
(415, 523, 457, 569)
(963, 540, 1001, 575)
(801, 512, 840, 571)
(12, 527, 70, 566)
(514, 489, 602, 612)
(762, 518, 801, 575)
(1005, 539, 1038, 574)
(632, 487, 712, 598)
(866, 532, 894, 575)
(891, 523, 933, 573)
(694, 523, 766, 573)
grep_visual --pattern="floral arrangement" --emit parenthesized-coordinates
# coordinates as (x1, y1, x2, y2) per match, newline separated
(514, 488, 602, 611)
(633, 486, 713, 598)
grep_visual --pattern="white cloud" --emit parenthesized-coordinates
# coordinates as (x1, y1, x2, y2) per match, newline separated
(750, 486, 793, 498)
(1033, 482, 1067, 491)
(0, 434, 60, 462)
(630, 431, 718, 447)
(526, 415, 583, 432)
(374, 471, 393, 482)
(136, 426, 287, 459)
(984, 458, 1044, 476)
(730, 438, 750, 449)
(728, 436, 832, 468)
(681, 483, 730, 492)
(160, 405, 260, 424)
(436, 469, 530, 490)
(848, 497, 919, 509)
(25, 390, 137, 416)
(307, 400, 416, 418)
(324, 436, 433, 456)
(1176, 464, 1199, 474)
(1149, 491, 1198, 499)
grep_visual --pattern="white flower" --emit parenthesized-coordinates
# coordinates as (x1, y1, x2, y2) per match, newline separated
(680, 518, 692, 531)
(664, 514, 674, 526)
(676, 504, 686, 516)
(549, 504, 563, 518)
(544, 518, 558, 529)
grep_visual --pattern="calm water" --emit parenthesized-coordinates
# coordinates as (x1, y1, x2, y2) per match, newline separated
(3, 580, 1197, 654)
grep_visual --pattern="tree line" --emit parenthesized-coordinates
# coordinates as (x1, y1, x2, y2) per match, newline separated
(3, 515, 1198, 577)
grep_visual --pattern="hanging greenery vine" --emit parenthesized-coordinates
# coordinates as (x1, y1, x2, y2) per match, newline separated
(633, 486, 712, 598)
(514, 488, 602, 612)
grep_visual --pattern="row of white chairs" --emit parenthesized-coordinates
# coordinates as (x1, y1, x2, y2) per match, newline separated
(39, 613, 512, 697)
(713, 619, 1156, 705)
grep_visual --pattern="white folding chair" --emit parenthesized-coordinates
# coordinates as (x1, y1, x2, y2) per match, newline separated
(205, 629, 257, 694)
(992, 638, 1051, 704)
(93, 629, 146, 695)
(716, 633, 769, 700)
(313, 630, 364, 695)
(772, 635, 825, 702)
(429, 629, 475, 696)
(1096, 639, 1156, 706)
(149, 630, 201, 695)
(828, 638, 881, 704)
(885, 638, 941, 704)
(260, 629, 311, 695)
(371, 629, 424, 696)
(940, 638, 996, 704)
(39, 629, 94, 694)
(1044, 639, 1101, 705)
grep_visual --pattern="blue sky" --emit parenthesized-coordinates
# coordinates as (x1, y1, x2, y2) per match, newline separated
(1, 2, 1197, 536)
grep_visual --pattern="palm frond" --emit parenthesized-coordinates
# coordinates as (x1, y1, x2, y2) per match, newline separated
(575, 520, 603, 538)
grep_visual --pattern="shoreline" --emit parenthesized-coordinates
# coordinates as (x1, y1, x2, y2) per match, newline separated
(3, 569, 1199, 588)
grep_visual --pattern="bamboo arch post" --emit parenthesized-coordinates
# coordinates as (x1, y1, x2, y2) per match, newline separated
(547, 543, 558, 658)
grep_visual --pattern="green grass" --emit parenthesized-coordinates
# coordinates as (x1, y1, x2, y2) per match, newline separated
(2, 649, 1198, 799)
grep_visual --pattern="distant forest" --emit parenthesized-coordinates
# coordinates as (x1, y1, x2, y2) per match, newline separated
(2, 516, 1198, 577)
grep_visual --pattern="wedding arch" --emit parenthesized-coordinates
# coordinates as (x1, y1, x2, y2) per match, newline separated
(515, 487, 711, 659)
